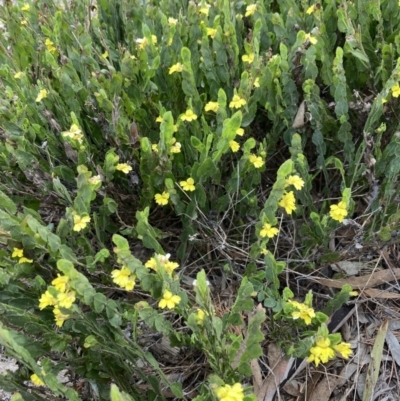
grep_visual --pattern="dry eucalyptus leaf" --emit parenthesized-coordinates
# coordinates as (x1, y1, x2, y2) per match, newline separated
(313, 268, 400, 289)
(309, 363, 358, 401)
(331, 261, 364, 276)
(385, 330, 400, 367)
(292, 100, 306, 128)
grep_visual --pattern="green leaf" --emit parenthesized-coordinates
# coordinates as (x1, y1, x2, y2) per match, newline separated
(10, 393, 24, 401)
(93, 293, 107, 313)
(233, 307, 266, 376)
(0, 323, 81, 400)
(104, 198, 118, 214)
(135, 208, 164, 253)
(0, 190, 17, 215)
(94, 248, 110, 263)
(195, 158, 219, 182)
(191, 136, 205, 153)
(138, 307, 172, 336)
(112, 234, 130, 251)
(110, 384, 134, 401)
(322, 284, 352, 316)
(170, 383, 183, 398)
(363, 320, 388, 401)
(230, 277, 254, 316)
(57, 259, 74, 275)
(52, 178, 73, 204)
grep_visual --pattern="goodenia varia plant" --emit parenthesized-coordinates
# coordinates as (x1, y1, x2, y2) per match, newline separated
(1, 0, 400, 398)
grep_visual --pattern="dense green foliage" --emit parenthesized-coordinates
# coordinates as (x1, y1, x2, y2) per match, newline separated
(0, 0, 400, 400)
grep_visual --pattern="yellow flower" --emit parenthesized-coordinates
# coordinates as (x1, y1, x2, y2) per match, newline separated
(307, 337, 336, 366)
(195, 309, 206, 324)
(156, 116, 163, 123)
(180, 177, 196, 191)
(206, 27, 217, 38)
(199, 4, 211, 15)
(288, 300, 302, 309)
(289, 301, 316, 325)
(102, 51, 108, 58)
(12, 248, 24, 258)
(62, 124, 83, 143)
(215, 383, 244, 401)
(229, 94, 247, 109)
(204, 101, 219, 112)
(19, 257, 33, 263)
(136, 37, 148, 50)
(249, 154, 264, 168)
(14, 71, 22, 79)
(168, 17, 178, 26)
(260, 223, 279, 238)
(304, 33, 318, 45)
(158, 290, 181, 309)
(151, 35, 157, 45)
(285, 175, 305, 190)
(35, 89, 48, 102)
(278, 191, 296, 214)
(155, 191, 170, 206)
(334, 342, 352, 359)
(39, 290, 57, 310)
(21, 19, 28, 25)
(170, 141, 182, 153)
(21, 4, 30, 11)
(45, 38, 57, 54)
(306, 4, 316, 14)
(152, 144, 159, 152)
(31, 373, 44, 387)
(111, 266, 130, 285)
(381, 98, 387, 104)
(53, 306, 70, 327)
(145, 257, 158, 270)
(73, 214, 91, 232)
(229, 140, 240, 153)
(391, 83, 400, 98)
(169, 62, 184, 74)
(145, 254, 179, 275)
(111, 266, 136, 291)
(236, 128, 244, 136)
(57, 291, 76, 309)
(245, 4, 257, 17)
(116, 163, 132, 174)
(88, 175, 102, 185)
(165, 261, 179, 275)
(242, 53, 255, 63)
(52, 274, 69, 293)
(254, 77, 260, 88)
(181, 109, 198, 122)
(329, 201, 348, 222)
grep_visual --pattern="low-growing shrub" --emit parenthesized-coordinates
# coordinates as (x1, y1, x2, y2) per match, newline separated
(0, 0, 399, 400)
